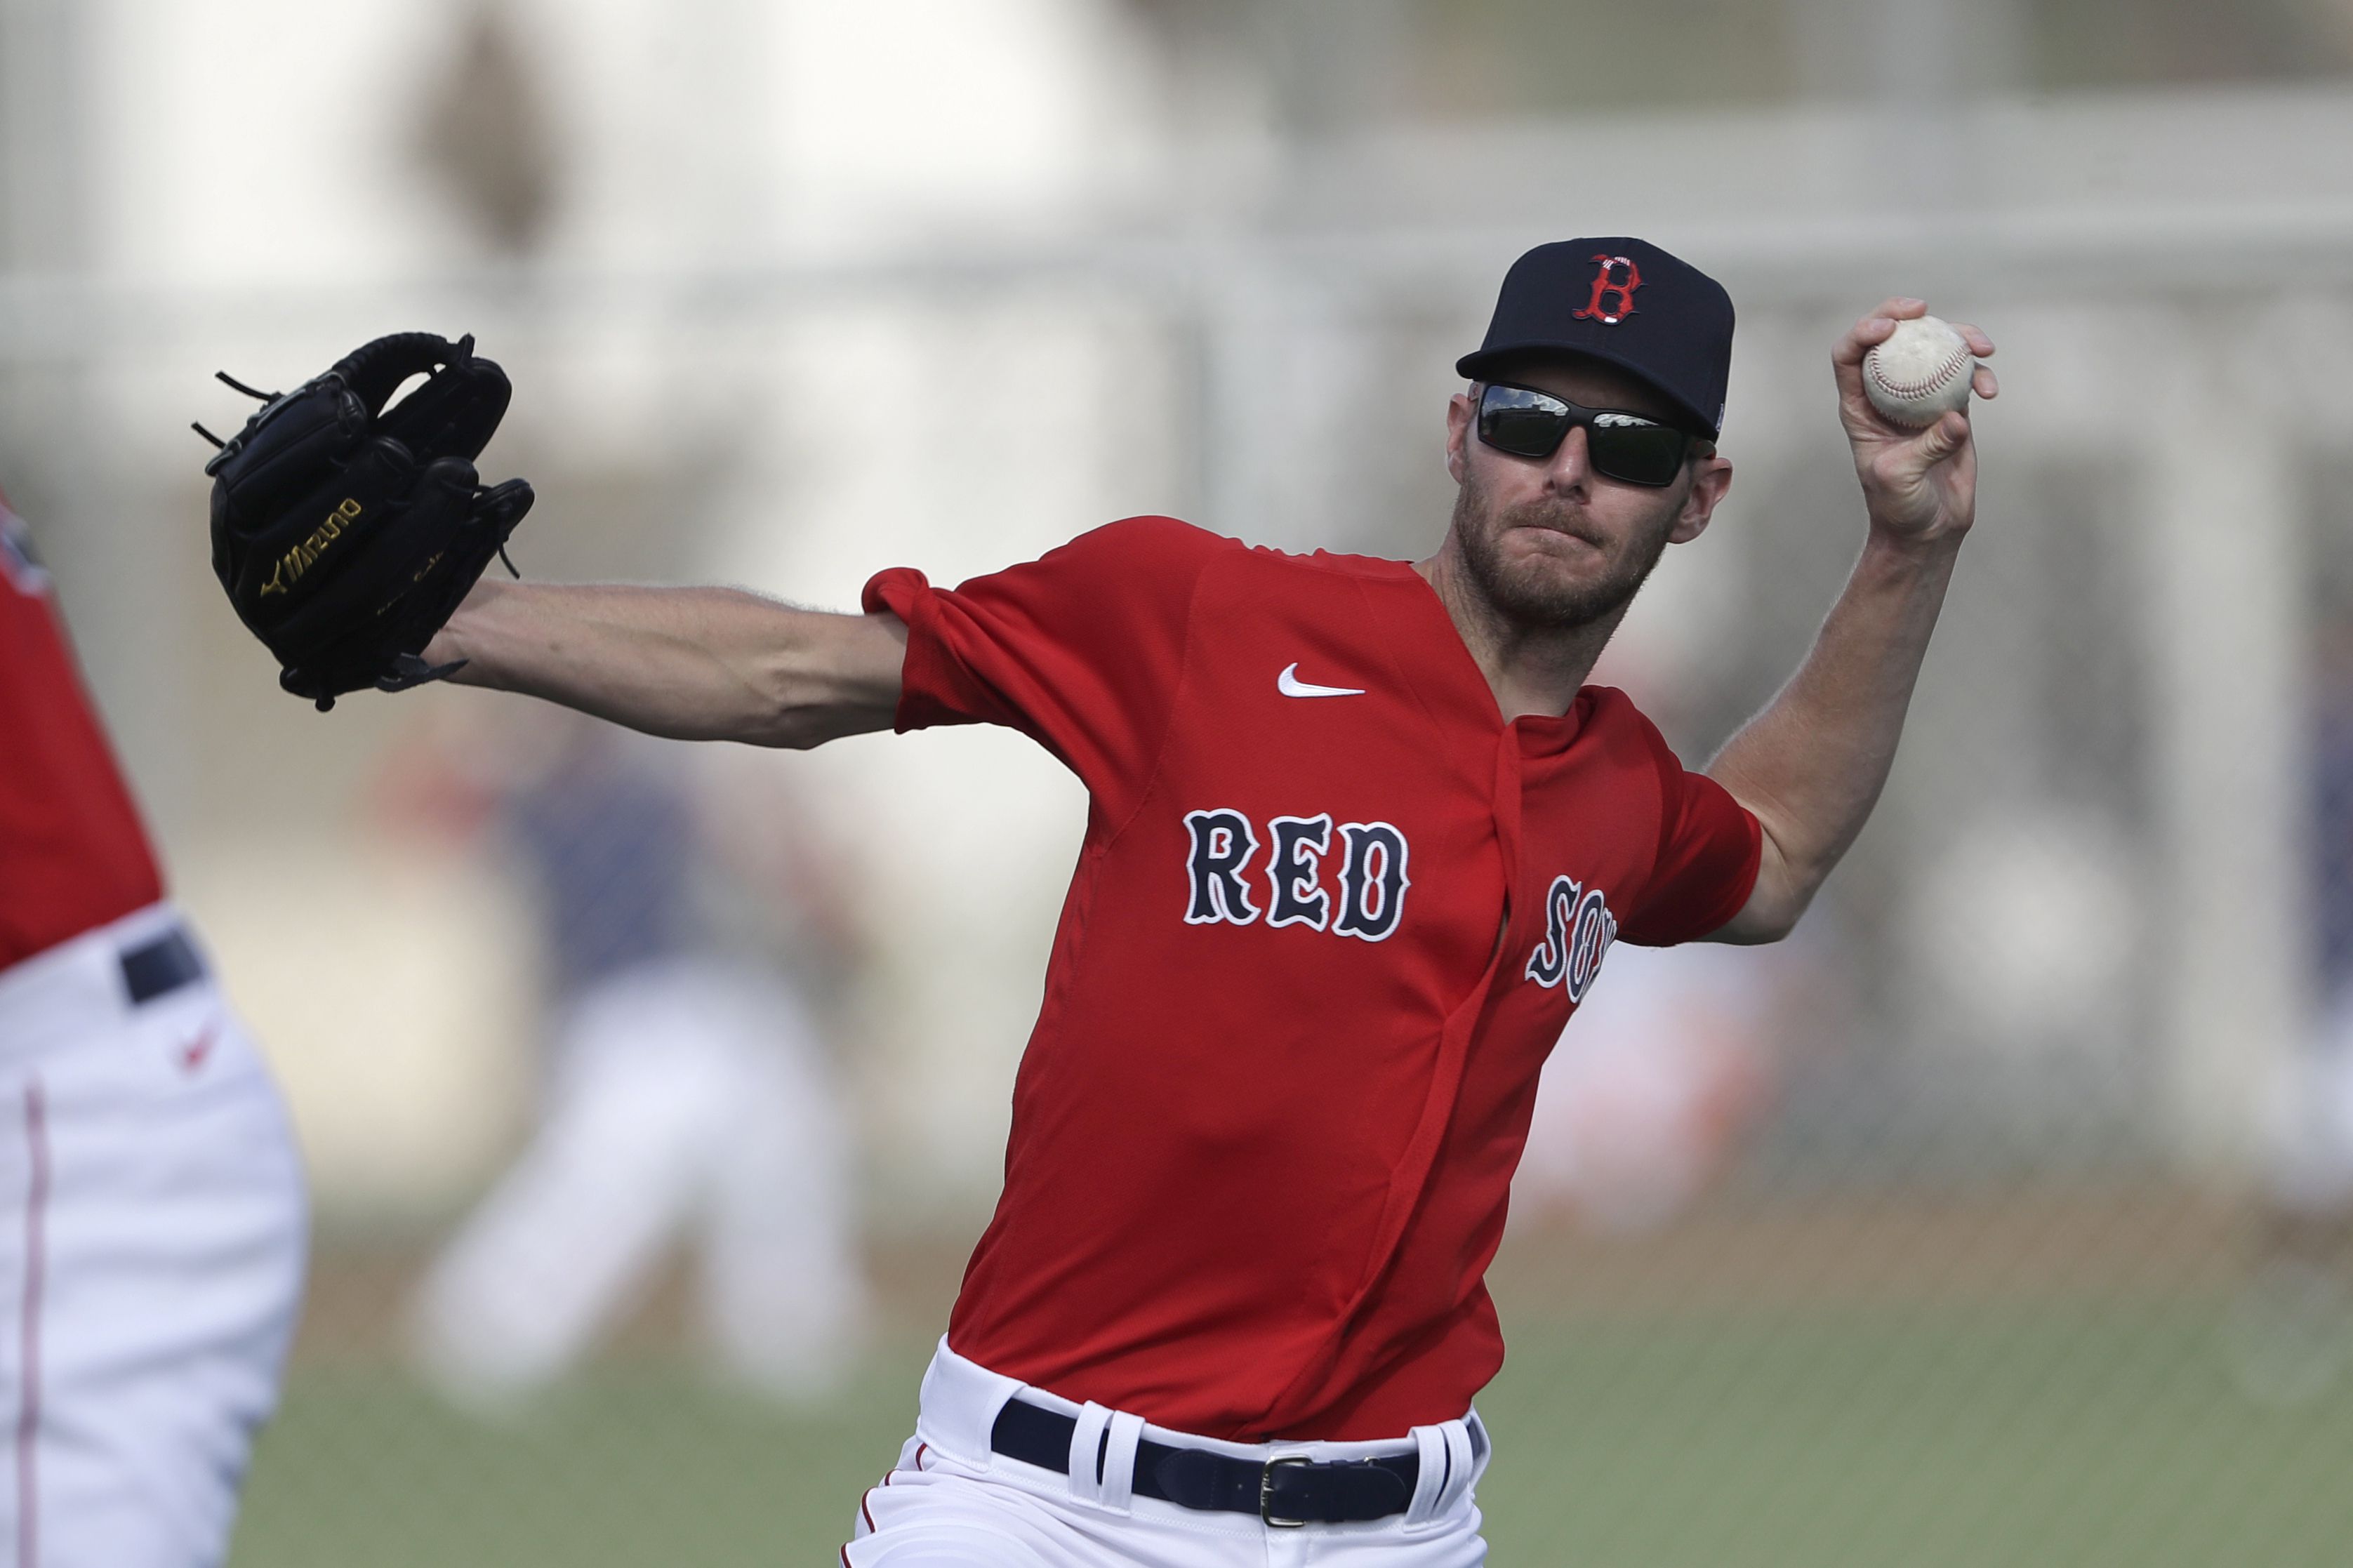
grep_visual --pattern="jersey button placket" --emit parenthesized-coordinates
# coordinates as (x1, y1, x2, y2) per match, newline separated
(1490, 729, 1525, 955)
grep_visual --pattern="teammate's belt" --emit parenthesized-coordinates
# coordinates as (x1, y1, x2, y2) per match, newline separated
(989, 1395, 1419, 1527)
(121, 927, 205, 1006)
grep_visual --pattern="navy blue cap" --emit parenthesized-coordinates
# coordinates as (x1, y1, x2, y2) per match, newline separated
(1457, 238, 1734, 438)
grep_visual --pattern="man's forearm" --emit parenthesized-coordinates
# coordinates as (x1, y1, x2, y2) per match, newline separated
(430, 578, 907, 747)
(1706, 532, 1961, 935)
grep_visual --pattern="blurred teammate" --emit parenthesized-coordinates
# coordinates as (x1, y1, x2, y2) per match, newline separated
(396, 712, 867, 1407)
(340, 240, 1990, 1562)
(0, 488, 307, 1566)
(2236, 613, 2353, 1400)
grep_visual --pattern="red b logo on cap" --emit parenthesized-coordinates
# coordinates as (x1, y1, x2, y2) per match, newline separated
(1574, 254, 1642, 325)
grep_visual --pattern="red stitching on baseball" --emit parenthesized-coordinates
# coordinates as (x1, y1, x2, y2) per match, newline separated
(1866, 347, 1969, 399)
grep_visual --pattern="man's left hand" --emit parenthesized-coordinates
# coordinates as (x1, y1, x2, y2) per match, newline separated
(1832, 298, 1997, 549)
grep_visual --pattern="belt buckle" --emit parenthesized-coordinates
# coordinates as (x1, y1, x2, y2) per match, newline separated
(1259, 1454, 1313, 1529)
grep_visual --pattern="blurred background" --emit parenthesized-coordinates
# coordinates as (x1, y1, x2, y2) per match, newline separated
(8, 0, 2353, 1561)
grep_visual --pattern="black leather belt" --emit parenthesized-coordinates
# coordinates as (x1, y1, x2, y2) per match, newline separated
(989, 1395, 1419, 1527)
(120, 928, 204, 1006)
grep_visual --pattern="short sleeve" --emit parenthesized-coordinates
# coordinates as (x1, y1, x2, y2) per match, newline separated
(861, 516, 1231, 817)
(1616, 724, 1763, 947)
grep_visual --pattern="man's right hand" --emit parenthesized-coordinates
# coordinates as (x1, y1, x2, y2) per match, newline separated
(1831, 298, 1997, 552)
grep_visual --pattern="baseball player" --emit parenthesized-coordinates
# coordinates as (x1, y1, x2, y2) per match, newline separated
(0, 486, 308, 1567)
(207, 239, 1994, 1562)
(397, 714, 868, 1408)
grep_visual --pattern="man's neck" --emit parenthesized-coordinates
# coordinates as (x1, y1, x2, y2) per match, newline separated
(1414, 545, 1626, 724)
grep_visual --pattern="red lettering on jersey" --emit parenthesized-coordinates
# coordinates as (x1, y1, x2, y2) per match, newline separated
(1573, 254, 1643, 325)
(1183, 807, 1412, 942)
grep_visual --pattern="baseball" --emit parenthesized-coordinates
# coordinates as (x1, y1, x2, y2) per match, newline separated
(1862, 314, 1976, 427)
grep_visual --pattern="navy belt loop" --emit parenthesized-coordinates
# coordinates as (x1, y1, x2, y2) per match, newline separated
(120, 928, 204, 1006)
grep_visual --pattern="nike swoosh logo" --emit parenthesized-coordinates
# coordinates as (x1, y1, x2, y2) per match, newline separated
(179, 1024, 219, 1074)
(1278, 663, 1365, 698)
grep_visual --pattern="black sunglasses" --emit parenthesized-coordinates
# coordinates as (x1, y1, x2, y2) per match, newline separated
(1476, 383, 1695, 488)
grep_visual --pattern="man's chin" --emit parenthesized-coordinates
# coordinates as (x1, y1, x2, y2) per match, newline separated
(1485, 561, 1636, 630)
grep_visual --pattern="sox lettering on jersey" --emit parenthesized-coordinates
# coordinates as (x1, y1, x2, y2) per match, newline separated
(1523, 873, 1618, 1002)
(1184, 808, 1412, 942)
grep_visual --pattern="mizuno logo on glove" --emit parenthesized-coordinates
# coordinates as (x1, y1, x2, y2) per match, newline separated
(259, 498, 364, 597)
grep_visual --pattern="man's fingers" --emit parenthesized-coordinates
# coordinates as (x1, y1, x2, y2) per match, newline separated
(1834, 298, 1932, 366)
(1912, 411, 1970, 465)
(1972, 364, 1999, 400)
(1833, 314, 1900, 371)
(1951, 322, 1996, 358)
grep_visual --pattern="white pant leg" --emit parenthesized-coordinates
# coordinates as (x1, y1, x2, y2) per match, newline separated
(411, 957, 868, 1404)
(0, 966, 307, 1568)
(689, 966, 867, 1400)
(844, 1343, 1489, 1568)
(409, 967, 718, 1402)
(2267, 984, 2353, 1212)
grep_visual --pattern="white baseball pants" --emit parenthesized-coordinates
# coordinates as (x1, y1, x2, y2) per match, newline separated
(411, 957, 866, 1406)
(844, 1341, 1490, 1567)
(0, 904, 309, 1568)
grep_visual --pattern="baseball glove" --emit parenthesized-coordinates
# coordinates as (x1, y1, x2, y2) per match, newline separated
(197, 331, 536, 710)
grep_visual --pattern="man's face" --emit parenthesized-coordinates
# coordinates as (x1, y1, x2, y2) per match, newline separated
(1443, 357, 1730, 632)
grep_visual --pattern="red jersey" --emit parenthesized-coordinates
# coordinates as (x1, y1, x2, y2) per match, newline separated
(864, 517, 1761, 1441)
(0, 494, 165, 971)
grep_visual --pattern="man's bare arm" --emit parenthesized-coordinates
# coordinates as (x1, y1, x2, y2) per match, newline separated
(423, 578, 908, 748)
(1705, 299, 1999, 943)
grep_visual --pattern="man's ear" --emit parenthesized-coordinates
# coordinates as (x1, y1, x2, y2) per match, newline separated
(1669, 453, 1733, 545)
(1445, 390, 1476, 484)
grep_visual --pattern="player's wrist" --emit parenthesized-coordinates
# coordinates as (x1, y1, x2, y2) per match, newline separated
(423, 576, 503, 673)
(1859, 518, 1966, 571)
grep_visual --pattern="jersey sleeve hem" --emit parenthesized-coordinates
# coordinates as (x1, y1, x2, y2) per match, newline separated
(1679, 800, 1763, 943)
(861, 566, 978, 733)
(1615, 719, 1768, 946)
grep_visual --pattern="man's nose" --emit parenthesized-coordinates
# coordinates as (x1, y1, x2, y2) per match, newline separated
(1543, 425, 1593, 494)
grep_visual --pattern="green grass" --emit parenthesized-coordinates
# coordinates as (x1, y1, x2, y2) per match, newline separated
(230, 1303, 2353, 1567)
(1474, 1303, 2353, 1567)
(230, 1350, 925, 1567)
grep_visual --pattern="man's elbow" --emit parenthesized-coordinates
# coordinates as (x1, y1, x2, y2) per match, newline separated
(745, 693, 896, 750)
(1704, 855, 1817, 944)
(1708, 897, 1805, 945)
(743, 618, 906, 750)
(738, 704, 841, 750)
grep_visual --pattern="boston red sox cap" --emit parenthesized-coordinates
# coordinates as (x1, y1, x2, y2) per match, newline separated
(1457, 238, 1734, 439)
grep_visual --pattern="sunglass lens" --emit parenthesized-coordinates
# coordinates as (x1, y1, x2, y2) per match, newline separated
(1478, 389, 1568, 459)
(1586, 424, 1689, 487)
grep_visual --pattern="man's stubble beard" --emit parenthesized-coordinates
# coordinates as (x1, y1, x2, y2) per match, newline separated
(1448, 465, 1683, 632)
